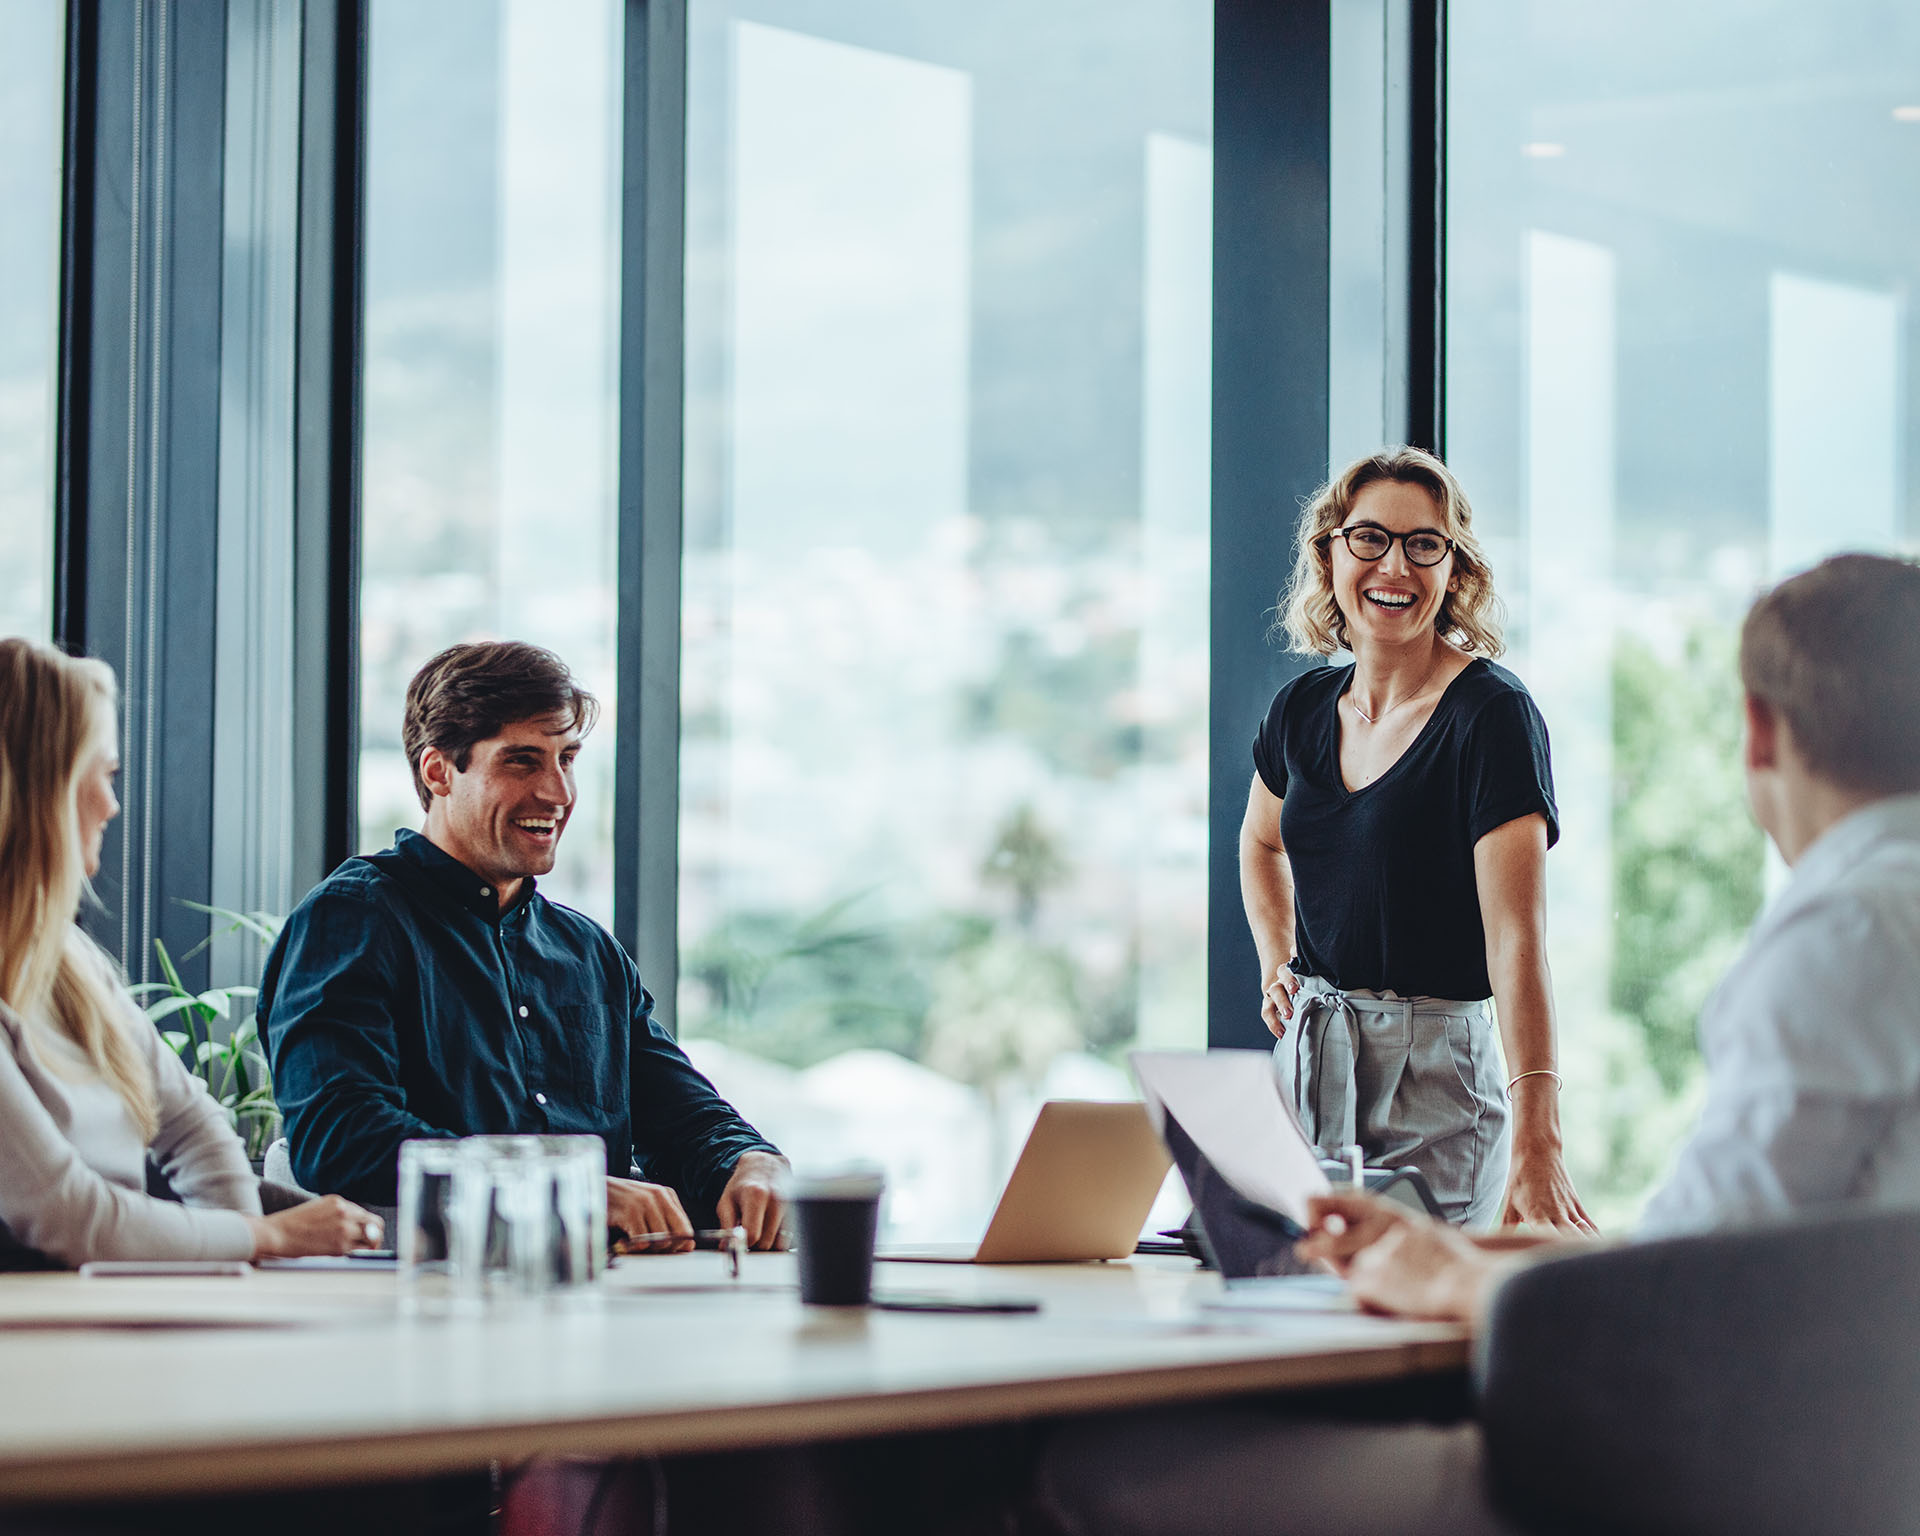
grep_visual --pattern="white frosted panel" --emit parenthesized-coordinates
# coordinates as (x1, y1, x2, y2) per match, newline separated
(719, 22, 973, 916)
(731, 22, 971, 556)
(1525, 230, 1615, 1022)
(1137, 131, 1212, 1049)
(1768, 272, 1901, 579)
(1327, 0, 1389, 467)
(495, 0, 622, 920)
(0, 1, 63, 643)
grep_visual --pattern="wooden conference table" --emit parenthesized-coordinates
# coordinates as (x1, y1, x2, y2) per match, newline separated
(0, 1252, 1468, 1506)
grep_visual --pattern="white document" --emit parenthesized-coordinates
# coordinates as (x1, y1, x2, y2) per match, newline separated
(1130, 1049, 1331, 1225)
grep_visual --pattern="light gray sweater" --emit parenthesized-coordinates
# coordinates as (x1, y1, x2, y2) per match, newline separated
(0, 996, 260, 1266)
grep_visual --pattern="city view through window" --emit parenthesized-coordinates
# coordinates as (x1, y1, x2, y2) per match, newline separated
(1449, 0, 1920, 1225)
(675, 1, 1213, 1239)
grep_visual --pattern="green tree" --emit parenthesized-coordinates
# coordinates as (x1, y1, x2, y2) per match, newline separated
(1610, 624, 1765, 1093)
(981, 802, 1069, 932)
(680, 893, 933, 1068)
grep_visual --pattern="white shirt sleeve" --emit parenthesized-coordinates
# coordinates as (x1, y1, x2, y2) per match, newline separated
(1639, 892, 1920, 1238)
(0, 1009, 256, 1267)
(136, 999, 264, 1217)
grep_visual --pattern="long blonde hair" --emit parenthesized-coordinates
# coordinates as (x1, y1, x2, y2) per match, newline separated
(0, 639, 156, 1139)
(1278, 446, 1505, 657)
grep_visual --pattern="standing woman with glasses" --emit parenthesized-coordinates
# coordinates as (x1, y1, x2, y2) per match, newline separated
(1243, 447, 1592, 1230)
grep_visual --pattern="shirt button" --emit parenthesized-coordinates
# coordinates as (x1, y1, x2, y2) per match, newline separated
(479, 887, 490, 898)
(534, 1092, 548, 1106)
(518, 1005, 529, 1018)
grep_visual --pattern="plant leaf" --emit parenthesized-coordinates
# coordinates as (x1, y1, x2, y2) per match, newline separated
(153, 940, 186, 995)
(176, 900, 284, 946)
(161, 1030, 190, 1052)
(144, 996, 204, 1025)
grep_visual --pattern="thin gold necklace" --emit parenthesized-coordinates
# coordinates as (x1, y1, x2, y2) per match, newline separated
(1349, 651, 1446, 726)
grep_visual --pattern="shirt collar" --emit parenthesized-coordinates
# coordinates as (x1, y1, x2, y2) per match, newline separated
(390, 827, 537, 923)
(1775, 791, 1920, 910)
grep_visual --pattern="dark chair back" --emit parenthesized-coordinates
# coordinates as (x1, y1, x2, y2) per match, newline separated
(1475, 1204, 1920, 1536)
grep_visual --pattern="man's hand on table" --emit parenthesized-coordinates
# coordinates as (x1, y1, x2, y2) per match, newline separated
(717, 1150, 790, 1250)
(606, 1176, 696, 1253)
(1295, 1191, 1519, 1323)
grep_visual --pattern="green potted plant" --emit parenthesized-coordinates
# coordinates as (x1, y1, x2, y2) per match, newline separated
(130, 904, 284, 1167)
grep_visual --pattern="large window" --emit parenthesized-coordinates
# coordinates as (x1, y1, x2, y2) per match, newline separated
(357, 0, 625, 923)
(677, 1, 1213, 1239)
(0, 1, 65, 643)
(1448, 1, 1920, 1223)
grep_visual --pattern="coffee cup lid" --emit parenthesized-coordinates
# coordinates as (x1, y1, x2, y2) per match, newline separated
(789, 1165, 886, 1199)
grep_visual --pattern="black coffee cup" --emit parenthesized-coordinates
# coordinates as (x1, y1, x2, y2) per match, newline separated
(792, 1171, 885, 1305)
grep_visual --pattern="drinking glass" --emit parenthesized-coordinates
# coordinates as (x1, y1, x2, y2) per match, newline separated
(397, 1139, 466, 1310)
(451, 1134, 608, 1306)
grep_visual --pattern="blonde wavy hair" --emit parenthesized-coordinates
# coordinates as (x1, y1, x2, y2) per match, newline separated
(1278, 446, 1505, 658)
(0, 639, 156, 1140)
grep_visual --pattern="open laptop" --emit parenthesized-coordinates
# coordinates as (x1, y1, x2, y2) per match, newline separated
(877, 1100, 1174, 1264)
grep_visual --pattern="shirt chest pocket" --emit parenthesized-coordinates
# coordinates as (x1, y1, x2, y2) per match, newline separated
(551, 1001, 623, 1109)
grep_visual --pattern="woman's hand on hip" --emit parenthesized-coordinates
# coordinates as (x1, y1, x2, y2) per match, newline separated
(1261, 966, 1302, 1038)
(1498, 1146, 1596, 1235)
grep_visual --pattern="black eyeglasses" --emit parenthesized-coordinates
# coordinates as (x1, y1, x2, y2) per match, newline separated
(1318, 525, 1455, 567)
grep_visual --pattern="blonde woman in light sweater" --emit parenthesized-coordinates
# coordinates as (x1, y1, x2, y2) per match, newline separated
(0, 638, 380, 1268)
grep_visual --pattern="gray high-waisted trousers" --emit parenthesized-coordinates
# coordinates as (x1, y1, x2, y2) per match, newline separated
(1276, 974, 1510, 1227)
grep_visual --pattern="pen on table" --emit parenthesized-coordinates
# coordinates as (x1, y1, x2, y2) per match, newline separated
(612, 1225, 750, 1278)
(612, 1226, 748, 1249)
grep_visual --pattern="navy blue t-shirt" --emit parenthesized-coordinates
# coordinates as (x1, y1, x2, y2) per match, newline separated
(1251, 659, 1558, 1001)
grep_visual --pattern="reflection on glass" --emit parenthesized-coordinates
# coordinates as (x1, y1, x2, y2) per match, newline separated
(680, 2, 1213, 1240)
(0, 1, 65, 642)
(358, 0, 623, 922)
(1448, 1, 1920, 1224)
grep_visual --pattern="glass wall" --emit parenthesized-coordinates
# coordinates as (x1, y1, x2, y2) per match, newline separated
(0, 1, 65, 643)
(357, 0, 624, 923)
(1448, 1, 1920, 1224)
(678, 0, 1213, 1240)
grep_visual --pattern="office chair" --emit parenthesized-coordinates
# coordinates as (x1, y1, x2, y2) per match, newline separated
(1476, 1203, 1920, 1536)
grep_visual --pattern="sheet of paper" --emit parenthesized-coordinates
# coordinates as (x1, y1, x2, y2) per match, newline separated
(1202, 1275, 1356, 1313)
(1130, 1049, 1331, 1224)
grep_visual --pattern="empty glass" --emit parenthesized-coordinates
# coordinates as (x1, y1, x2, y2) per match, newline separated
(450, 1134, 608, 1306)
(397, 1139, 466, 1310)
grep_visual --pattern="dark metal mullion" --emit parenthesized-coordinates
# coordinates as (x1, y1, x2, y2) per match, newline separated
(57, 0, 229, 990)
(290, 0, 367, 897)
(613, 0, 688, 1012)
(1206, 0, 1332, 1050)
(149, 0, 230, 995)
(1406, 0, 1446, 454)
(54, 0, 99, 652)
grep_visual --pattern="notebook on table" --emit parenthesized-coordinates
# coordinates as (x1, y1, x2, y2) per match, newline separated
(877, 1100, 1173, 1264)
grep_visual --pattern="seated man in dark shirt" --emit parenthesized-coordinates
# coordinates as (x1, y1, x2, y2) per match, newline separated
(261, 641, 786, 1248)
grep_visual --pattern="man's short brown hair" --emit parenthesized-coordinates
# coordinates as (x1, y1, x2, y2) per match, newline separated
(1740, 553, 1920, 795)
(402, 641, 600, 811)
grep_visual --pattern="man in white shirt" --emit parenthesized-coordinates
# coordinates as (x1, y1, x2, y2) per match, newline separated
(1037, 552, 1920, 1536)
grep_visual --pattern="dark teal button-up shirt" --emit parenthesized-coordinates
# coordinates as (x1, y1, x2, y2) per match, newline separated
(260, 830, 776, 1215)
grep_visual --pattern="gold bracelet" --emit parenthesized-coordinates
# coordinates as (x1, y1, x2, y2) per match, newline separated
(1506, 1068, 1563, 1093)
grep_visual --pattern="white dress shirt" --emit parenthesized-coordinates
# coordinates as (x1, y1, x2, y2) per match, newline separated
(1640, 792, 1920, 1236)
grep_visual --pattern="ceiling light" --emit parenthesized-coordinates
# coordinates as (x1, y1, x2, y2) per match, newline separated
(1522, 141, 1566, 159)
(1894, 105, 1920, 122)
